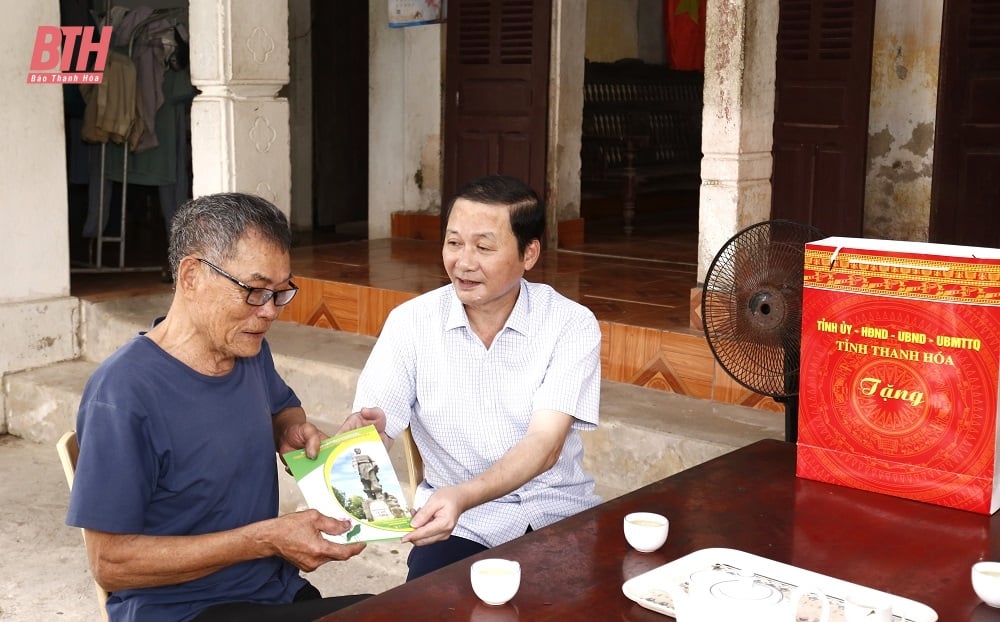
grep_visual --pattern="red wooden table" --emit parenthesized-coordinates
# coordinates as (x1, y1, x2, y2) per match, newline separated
(317, 439, 1000, 621)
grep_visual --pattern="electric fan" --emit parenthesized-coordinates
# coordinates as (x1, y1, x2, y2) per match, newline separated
(701, 219, 824, 442)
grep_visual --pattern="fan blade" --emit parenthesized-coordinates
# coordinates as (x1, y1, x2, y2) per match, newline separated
(701, 220, 824, 398)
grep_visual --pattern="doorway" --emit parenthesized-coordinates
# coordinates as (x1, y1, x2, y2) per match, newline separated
(571, 0, 701, 262)
(64, 0, 192, 281)
(311, 0, 369, 233)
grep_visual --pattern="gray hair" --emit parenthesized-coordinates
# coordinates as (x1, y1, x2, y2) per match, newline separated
(167, 193, 292, 279)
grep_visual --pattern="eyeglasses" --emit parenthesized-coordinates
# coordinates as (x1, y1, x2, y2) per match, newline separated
(197, 258, 299, 307)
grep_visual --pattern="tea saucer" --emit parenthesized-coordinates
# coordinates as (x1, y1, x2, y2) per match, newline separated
(709, 577, 784, 605)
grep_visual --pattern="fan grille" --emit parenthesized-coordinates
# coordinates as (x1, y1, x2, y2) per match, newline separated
(702, 220, 824, 398)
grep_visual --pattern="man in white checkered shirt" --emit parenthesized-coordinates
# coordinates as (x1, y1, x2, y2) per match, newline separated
(340, 175, 602, 581)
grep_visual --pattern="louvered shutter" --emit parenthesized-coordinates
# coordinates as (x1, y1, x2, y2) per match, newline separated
(443, 0, 551, 203)
(771, 0, 875, 237)
(930, 0, 1000, 246)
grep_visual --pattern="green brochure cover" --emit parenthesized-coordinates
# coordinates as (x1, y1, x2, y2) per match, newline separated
(283, 424, 413, 543)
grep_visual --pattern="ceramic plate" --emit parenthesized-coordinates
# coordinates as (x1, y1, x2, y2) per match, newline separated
(621, 547, 938, 622)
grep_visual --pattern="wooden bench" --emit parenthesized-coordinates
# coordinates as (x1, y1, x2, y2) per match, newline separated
(581, 59, 703, 234)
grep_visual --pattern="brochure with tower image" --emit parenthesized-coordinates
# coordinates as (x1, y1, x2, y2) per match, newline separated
(283, 424, 413, 543)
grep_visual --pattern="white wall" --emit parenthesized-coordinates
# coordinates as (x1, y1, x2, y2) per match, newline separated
(368, 2, 443, 239)
(402, 26, 444, 216)
(585, 0, 640, 61)
(2, 1, 70, 303)
(368, 1, 406, 239)
(0, 0, 80, 422)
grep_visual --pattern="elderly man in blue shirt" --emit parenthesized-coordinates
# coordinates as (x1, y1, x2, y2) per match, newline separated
(67, 193, 372, 621)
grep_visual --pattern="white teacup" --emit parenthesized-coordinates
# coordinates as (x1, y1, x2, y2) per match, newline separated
(623, 512, 669, 552)
(843, 590, 893, 622)
(470, 558, 521, 606)
(972, 561, 1000, 608)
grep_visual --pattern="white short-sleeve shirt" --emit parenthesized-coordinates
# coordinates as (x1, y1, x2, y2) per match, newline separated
(352, 280, 602, 547)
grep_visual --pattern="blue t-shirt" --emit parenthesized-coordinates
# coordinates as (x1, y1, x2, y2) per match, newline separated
(66, 334, 306, 622)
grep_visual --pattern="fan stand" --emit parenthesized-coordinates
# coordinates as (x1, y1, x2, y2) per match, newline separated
(758, 286, 799, 443)
(778, 367, 799, 443)
(778, 398, 796, 442)
(754, 289, 801, 443)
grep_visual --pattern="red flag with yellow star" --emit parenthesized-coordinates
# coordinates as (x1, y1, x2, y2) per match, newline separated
(665, 0, 705, 71)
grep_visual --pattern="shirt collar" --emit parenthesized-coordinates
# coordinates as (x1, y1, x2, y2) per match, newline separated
(445, 279, 531, 336)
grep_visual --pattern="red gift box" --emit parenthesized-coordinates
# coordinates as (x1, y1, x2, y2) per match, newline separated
(796, 237, 1000, 514)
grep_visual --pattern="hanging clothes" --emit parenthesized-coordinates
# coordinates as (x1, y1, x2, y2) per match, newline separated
(82, 64, 194, 238)
(79, 6, 192, 239)
(79, 51, 143, 149)
(103, 66, 193, 187)
(111, 7, 180, 153)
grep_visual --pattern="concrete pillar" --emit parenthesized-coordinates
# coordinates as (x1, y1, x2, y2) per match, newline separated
(548, 0, 588, 245)
(864, 0, 942, 241)
(188, 0, 291, 216)
(697, 0, 779, 282)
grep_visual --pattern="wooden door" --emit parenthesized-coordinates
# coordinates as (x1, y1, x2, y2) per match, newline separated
(770, 0, 875, 237)
(929, 0, 1000, 247)
(312, 1, 368, 228)
(442, 0, 552, 202)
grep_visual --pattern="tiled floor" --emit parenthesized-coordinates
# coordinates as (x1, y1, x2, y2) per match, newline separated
(69, 195, 780, 413)
(70, 270, 174, 301)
